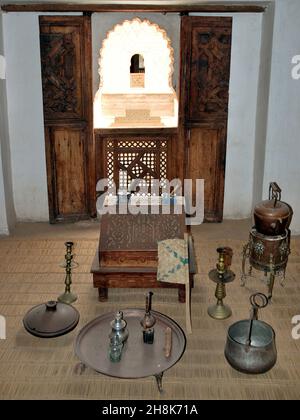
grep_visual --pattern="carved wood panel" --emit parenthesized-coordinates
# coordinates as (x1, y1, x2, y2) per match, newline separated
(40, 20, 84, 121)
(100, 213, 185, 251)
(181, 16, 232, 124)
(40, 16, 95, 223)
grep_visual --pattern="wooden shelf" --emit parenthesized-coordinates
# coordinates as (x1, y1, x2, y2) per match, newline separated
(1, 2, 267, 14)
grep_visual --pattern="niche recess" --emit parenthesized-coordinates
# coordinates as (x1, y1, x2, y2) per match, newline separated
(94, 18, 178, 128)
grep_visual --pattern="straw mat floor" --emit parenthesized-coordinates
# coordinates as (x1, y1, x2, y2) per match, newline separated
(0, 229, 300, 400)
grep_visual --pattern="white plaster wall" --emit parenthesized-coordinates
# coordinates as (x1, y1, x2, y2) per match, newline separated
(0, 12, 8, 235)
(3, 12, 49, 221)
(225, 14, 263, 218)
(0, 147, 9, 234)
(263, 0, 300, 234)
(252, 2, 275, 209)
(0, 10, 15, 234)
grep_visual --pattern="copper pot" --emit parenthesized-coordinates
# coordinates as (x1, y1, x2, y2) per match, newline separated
(254, 182, 293, 236)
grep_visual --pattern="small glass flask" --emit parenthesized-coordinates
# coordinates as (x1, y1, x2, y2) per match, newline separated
(110, 311, 129, 344)
(143, 328, 155, 344)
(109, 334, 123, 363)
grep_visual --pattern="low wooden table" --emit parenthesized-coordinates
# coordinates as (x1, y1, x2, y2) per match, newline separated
(91, 209, 197, 302)
(75, 308, 186, 392)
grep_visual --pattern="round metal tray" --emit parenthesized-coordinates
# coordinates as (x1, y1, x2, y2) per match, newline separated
(75, 308, 186, 379)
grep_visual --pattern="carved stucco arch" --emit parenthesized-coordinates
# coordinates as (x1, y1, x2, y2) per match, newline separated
(97, 18, 175, 93)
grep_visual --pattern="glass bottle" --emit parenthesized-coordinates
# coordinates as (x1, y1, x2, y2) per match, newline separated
(109, 334, 123, 363)
(110, 311, 129, 344)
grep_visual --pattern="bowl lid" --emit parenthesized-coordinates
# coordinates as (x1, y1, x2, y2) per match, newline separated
(254, 199, 291, 218)
(23, 300, 80, 338)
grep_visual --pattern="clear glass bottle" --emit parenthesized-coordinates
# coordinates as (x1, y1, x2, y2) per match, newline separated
(109, 334, 123, 363)
(110, 311, 129, 344)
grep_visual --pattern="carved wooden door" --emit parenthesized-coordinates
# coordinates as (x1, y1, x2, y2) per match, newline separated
(40, 16, 95, 223)
(180, 16, 232, 222)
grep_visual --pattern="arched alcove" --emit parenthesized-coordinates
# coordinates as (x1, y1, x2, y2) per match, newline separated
(94, 18, 178, 128)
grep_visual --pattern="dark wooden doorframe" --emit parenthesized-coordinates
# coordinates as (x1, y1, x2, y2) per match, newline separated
(40, 15, 96, 223)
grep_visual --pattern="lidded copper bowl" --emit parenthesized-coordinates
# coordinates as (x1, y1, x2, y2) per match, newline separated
(254, 182, 293, 236)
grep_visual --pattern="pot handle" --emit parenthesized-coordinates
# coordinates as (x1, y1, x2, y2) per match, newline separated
(250, 293, 268, 319)
(246, 293, 268, 347)
(269, 182, 282, 207)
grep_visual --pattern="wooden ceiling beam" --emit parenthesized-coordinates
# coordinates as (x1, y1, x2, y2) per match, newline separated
(1, 3, 267, 14)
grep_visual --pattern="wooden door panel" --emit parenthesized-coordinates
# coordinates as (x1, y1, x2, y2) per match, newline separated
(189, 127, 226, 222)
(53, 128, 87, 217)
(40, 18, 85, 121)
(180, 16, 232, 222)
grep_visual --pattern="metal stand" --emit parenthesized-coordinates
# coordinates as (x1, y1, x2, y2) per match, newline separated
(154, 372, 164, 393)
(208, 247, 235, 320)
(241, 230, 290, 301)
(58, 241, 78, 305)
(268, 255, 276, 301)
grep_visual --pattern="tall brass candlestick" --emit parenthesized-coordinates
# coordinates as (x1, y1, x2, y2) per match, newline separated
(208, 247, 235, 320)
(58, 242, 78, 305)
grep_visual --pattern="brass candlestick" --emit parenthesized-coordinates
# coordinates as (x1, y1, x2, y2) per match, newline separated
(208, 247, 235, 320)
(58, 241, 78, 305)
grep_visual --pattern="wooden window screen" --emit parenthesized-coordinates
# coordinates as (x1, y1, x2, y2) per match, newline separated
(104, 137, 168, 192)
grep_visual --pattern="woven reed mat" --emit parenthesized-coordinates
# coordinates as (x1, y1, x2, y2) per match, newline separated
(0, 235, 300, 400)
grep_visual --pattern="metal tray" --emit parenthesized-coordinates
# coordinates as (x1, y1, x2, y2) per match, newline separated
(75, 308, 186, 380)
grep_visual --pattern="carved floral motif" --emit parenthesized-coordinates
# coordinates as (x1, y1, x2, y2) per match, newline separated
(40, 32, 80, 118)
(190, 26, 231, 120)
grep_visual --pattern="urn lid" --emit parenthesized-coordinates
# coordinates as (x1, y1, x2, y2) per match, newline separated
(254, 199, 291, 219)
(23, 301, 80, 338)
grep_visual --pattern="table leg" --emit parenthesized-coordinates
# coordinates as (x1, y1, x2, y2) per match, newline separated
(74, 362, 86, 375)
(178, 285, 186, 303)
(98, 287, 108, 302)
(154, 372, 164, 393)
